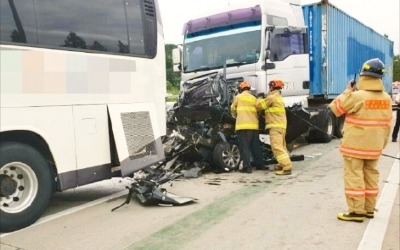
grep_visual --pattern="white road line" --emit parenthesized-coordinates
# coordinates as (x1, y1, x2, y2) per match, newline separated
(0, 190, 128, 238)
(358, 152, 400, 250)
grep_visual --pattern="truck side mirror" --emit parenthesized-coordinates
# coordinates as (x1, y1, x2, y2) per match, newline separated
(265, 50, 270, 60)
(262, 62, 276, 70)
(262, 49, 275, 70)
(172, 48, 181, 72)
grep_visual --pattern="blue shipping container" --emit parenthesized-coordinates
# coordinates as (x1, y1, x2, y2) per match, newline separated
(302, 2, 394, 99)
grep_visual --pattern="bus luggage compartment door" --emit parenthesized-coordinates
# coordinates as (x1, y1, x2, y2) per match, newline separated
(108, 104, 165, 177)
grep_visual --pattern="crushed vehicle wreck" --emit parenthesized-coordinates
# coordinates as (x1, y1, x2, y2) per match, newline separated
(113, 72, 310, 209)
(161, 72, 310, 175)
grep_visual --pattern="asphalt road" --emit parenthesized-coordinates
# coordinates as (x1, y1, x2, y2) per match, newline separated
(0, 133, 399, 250)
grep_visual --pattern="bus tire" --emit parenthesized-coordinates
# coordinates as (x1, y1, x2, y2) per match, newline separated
(305, 109, 334, 143)
(213, 142, 241, 172)
(0, 142, 53, 232)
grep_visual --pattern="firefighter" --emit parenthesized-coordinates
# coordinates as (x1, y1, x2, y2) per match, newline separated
(329, 58, 392, 222)
(230, 81, 265, 173)
(257, 79, 292, 175)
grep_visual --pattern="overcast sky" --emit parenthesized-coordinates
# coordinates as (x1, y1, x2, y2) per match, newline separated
(158, 0, 400, 55)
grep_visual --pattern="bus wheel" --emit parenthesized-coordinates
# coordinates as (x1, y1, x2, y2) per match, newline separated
(213, 142, 241, 172)
(0, 142, 53, 232)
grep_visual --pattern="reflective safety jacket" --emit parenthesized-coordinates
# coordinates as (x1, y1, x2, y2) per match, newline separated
(257, 90, 287, 129)
(230, 90, 259, 131)
(329, 76, 392, 159)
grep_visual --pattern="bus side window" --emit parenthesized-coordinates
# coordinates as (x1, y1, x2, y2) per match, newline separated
(0, 0, 155, 57)
(0, 0, 36, 44)
(34, 0, 129, 53)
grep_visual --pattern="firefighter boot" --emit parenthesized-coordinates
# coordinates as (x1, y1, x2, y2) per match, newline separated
(275, 169, 291, 175)
(365, 212, 374, 219)
(337, 212, 364, 222)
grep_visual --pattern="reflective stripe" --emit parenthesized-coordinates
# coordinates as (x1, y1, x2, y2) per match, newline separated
(276, 152, 289, 162)
(345, 115, 391, 127)
(365, 188, 379, 197)
(340, 146, 382, 159)
(266, 107, 285, 113)
(236, 123, 259, 130)
(237, 106, 257, 112)
(345, 188, 365, 197)
(267, 123, 287, 129)
(239, 96, 257, 103)
(259, 100, 267, 109)
(334, 99, 346, 115)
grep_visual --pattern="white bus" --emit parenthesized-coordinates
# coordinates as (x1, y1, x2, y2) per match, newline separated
(0, 0, 166, 232)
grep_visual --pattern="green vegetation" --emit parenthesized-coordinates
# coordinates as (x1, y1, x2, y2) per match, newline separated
(393, 55, 400, 81)
(165, 44, 181, 98)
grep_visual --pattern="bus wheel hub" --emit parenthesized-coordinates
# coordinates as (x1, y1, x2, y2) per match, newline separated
(0, 175, 18, 197)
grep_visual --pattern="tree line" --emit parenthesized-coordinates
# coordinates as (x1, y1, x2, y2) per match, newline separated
(165, 44, 181, 96)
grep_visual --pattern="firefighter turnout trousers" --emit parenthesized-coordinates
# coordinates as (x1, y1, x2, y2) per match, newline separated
(269, 127, 292, 170)
(343, 156, 379, 214)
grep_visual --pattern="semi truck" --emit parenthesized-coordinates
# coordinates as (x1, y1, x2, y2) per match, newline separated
(172, 0, 394, 143)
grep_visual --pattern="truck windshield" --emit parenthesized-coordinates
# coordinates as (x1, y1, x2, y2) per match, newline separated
(183, 26, 261, 73)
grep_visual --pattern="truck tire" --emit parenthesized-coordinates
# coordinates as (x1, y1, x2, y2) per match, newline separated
(333, 115, 345, 139)
(0, 142, 53, 232)
(213, 142, 241, 171)
(305, 109, 334, 143)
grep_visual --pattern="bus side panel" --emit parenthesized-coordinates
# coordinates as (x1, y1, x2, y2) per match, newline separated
(0, 105, 77, 181)
(73, 105, 113, 185)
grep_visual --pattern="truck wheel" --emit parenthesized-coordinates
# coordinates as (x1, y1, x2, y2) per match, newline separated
(333, 115, 345, 139)
(0, 142, 53, 232)
(305, 109, 334, 143)
(213, 142, 241, 171)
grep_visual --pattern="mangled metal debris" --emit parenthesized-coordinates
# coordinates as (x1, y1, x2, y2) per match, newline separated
(112, 166, 197, 211)
(113, 72, 310, 210)
(161, 72, 309, 175)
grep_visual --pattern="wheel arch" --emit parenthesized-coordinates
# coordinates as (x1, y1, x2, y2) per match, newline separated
(0, 130, 58, 190)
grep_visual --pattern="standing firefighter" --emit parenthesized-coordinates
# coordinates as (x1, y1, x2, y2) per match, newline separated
(257, 79, 292, 175)
(230, 81, 265, 174)
(329, 58, 392, 222)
